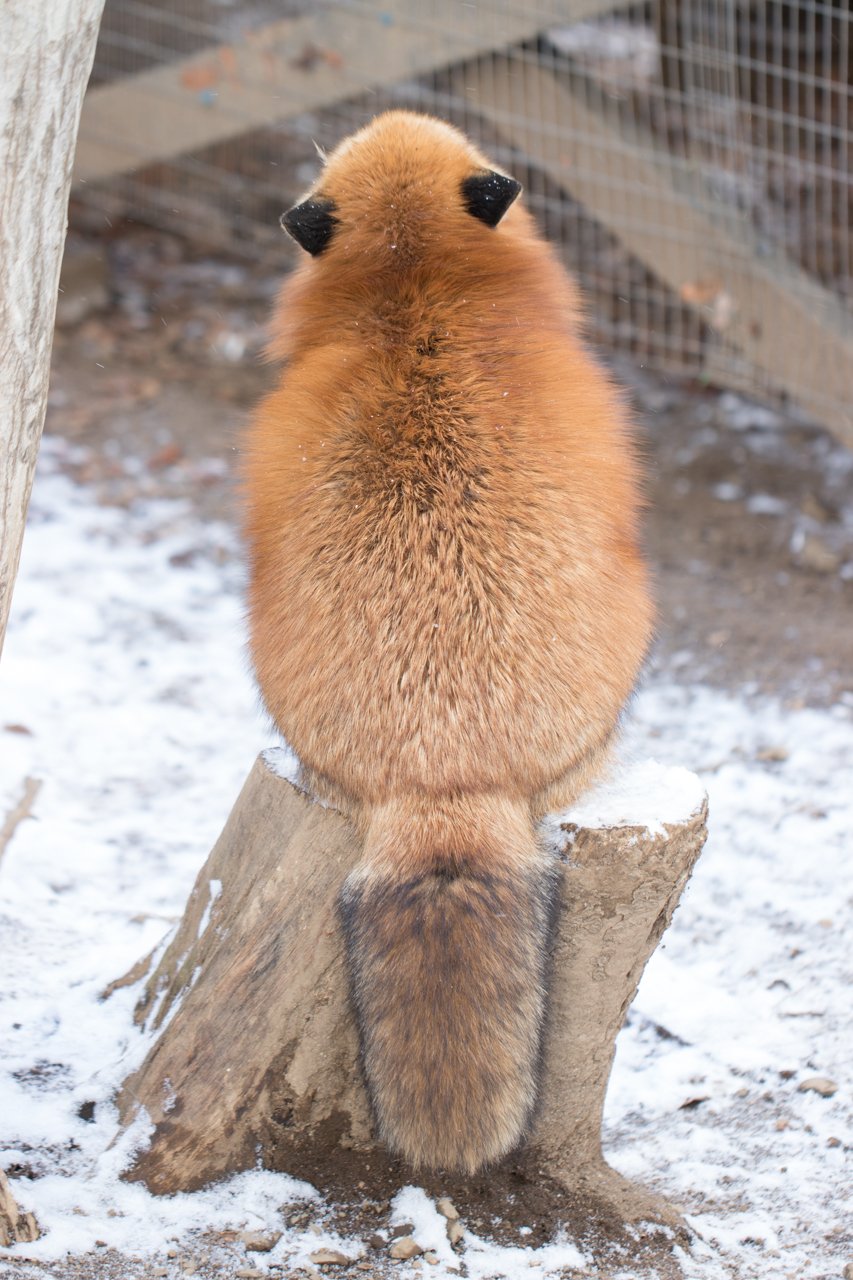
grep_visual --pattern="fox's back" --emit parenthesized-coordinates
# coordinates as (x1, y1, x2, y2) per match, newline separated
(244, 171, 651, 805)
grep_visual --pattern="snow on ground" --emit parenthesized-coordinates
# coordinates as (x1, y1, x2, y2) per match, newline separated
(1, 437, 851, 1279)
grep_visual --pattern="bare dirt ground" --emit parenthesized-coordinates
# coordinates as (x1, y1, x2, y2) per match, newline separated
(2, 223, 851, 1280)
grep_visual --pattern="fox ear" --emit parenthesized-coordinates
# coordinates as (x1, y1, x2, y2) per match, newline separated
(461, 170, 522, 227)
(280, 198, 338, 255)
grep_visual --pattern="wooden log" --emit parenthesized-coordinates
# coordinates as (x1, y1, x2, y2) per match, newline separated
(115, 751, 707, 1232)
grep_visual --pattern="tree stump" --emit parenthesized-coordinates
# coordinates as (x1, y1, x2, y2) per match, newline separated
(114, 751, 707, 1228)
(0, 1169, 40, 1247)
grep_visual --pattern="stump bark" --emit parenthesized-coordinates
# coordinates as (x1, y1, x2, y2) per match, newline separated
(114, 751, 707, 1224)
(0, 1169, 39, 1247)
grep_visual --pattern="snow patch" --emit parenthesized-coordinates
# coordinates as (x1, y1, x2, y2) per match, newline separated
(196, 877, 222, 939)
(746, 493, 788, 516)
(548, 758, 706, 840)
(390, 1188, 459, 1269)
(717, 392, 782, 432)
(262, 745, 302, 786)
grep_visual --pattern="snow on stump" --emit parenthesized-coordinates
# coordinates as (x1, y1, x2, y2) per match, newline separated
(113, 751, 707, 1228)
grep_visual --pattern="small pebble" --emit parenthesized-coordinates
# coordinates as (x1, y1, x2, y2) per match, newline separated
(236, 1270, 265, 1279)
(240, 1231, 283, 1253)
(284, 1207, 312, 1228)
(796, 534, 840, 575)
(755, 745, 789, 763)
(366, 1233, 387, 1250)
(842, 1264, 853, 1280)
(308, 1249, 352, 1266)
(390, 1222, 415, 1239)
(436, 1198, 459, 1221)
(424, 1251, 439, 1265)
(389, 1236, 424, 1260)
(800, 493, 834, 524)
(447, 1221, 464, 1246)
(797, 1076, 838, 1097)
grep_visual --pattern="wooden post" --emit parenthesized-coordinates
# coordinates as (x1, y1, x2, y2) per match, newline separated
(0, 0, 106, 660)
(113, 752, 707, 1233)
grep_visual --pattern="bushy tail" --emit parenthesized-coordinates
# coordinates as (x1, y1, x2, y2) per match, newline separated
(340, 792, 557, 1174)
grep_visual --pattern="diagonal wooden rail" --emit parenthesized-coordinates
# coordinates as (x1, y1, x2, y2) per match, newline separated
(452, 57, 853, 448)
(74, 0, 633, 183)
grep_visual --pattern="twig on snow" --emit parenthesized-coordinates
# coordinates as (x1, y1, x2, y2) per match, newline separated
(0, 776, 42, 868)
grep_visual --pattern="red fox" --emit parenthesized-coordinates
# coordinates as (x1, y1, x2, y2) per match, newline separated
(242, 112, 653, 1175)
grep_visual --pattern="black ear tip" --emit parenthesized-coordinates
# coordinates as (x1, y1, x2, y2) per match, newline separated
(462, 170, 522, 227)
(281, 197, 338, 255)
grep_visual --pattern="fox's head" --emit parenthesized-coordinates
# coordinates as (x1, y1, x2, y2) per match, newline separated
(280, 111, 522, 263)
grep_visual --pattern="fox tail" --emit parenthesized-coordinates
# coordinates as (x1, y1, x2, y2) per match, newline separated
(340, 791, 557, 1174)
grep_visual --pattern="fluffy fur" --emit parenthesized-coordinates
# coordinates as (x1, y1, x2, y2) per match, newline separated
(242, 111, 654, 1173)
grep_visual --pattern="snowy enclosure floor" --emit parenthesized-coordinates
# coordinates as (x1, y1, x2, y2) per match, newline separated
(0, 438, 851, 1280)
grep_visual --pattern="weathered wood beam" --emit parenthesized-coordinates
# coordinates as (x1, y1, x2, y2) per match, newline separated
(453, 57, 853, 447)
(74, 0, 635, 183)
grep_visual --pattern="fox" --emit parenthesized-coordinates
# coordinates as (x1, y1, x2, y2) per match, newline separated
(242, 111, 654, 1175)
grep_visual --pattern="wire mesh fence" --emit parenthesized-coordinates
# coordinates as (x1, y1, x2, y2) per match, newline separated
(71, 1, 852, 443)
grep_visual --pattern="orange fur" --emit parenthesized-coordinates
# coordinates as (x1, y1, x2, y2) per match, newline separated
(242, 111, 654, 1173)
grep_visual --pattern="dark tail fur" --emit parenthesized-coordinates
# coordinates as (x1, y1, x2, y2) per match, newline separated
(340, 793, 557, 1174)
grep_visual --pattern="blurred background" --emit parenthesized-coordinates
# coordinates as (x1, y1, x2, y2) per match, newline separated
(51, 0, 852, 700)
(71, 0, 852, 436)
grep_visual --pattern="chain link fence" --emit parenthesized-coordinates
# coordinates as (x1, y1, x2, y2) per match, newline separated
(71, 1, 852, 443)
